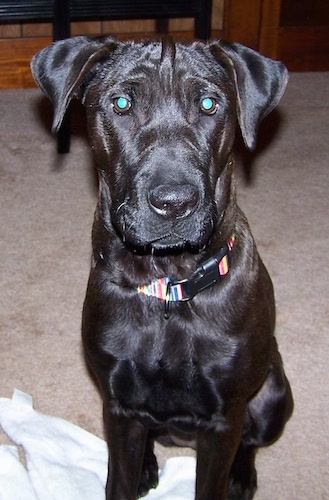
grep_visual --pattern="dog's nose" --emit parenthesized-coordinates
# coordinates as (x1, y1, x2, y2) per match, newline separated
(148, 184, 199, 219)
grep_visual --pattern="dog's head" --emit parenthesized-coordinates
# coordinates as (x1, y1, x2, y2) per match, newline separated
(31, 37, 288, 254)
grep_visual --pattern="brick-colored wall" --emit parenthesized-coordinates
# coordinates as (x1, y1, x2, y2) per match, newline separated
(0, 1, 223, 88)
(0, 0, 223, 39)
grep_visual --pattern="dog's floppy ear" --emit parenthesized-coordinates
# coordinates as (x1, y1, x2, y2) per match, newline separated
(209, 40, 288, 150)
(31, 36, 116, 132)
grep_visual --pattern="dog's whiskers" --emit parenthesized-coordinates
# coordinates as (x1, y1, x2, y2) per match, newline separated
(116, 201, 127, 213)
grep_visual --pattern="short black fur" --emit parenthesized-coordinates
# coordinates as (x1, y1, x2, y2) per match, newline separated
(31, 36, 293, 499)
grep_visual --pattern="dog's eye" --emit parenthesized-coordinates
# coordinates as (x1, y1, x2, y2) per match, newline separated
(200, 97, 218, 115)
(112, 97, 131, 114)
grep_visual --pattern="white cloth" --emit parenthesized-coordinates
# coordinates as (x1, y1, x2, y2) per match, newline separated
(0, 390, 196, 499)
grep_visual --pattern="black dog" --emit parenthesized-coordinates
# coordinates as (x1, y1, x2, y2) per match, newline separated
(31, 36, 293, 499)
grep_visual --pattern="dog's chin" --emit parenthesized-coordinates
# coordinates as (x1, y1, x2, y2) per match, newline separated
(150, 240, 204, 256)
(123, 234, 206, 256)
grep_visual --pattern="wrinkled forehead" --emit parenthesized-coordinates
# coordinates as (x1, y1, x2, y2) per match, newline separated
(97, 40, 228, 92)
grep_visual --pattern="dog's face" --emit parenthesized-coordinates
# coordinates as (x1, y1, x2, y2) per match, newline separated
(85, 40, 237, 252)
(31, 37, 288, 254)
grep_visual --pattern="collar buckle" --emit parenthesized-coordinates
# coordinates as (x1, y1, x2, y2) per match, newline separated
(192, 246, 229, 296)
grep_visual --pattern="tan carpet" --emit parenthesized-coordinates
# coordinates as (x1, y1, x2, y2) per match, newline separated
(1, 71, 328, 498)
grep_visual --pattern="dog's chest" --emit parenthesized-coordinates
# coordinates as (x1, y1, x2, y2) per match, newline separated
(111, 358, 218, 424)
(109, 328, 240, 427)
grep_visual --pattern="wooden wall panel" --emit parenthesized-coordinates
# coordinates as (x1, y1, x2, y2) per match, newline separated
(279, 26, 329, 71)
(223, 0, 329, 71)
(278, 0, 329, 71)
(259, 0, 282, 58)
(22, 22, 52, 38)
(0, 37, 51, 88)
(101, 19, 156, 35)
(223, 0, 262, 49)
(0, 23, 20, 38)
(0, 0, 224, 88)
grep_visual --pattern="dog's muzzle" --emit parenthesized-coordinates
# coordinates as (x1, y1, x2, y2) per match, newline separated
(112, 180, 214, 253)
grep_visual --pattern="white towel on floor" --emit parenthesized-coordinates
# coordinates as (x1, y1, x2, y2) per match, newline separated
(0, 390, 196, 499)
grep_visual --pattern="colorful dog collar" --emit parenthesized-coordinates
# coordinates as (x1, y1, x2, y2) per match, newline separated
(137, 233, 235, 317)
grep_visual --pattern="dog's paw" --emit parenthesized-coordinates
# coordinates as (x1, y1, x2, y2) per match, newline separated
(137, 450, 159, 498)
(227, 468, 257, 500)
(227, 442, 258, 500)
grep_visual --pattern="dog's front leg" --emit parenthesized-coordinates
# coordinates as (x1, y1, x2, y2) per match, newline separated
(104, 404, 148, 500)
(196, 414, 244, 500)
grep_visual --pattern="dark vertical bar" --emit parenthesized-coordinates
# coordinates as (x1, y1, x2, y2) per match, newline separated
(195, 0, 212, 40)
(53, 0, 70, 40)
(156, 18, 169, 34)
(53, 0, 71, 153)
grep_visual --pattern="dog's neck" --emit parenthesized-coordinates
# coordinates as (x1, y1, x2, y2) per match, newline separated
(136, 233, 235, 318)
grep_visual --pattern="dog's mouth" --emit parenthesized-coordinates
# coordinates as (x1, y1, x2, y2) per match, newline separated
(126, 235, 205, 256)
(115, 220, 214, 256)
(111, 185, 217, 256)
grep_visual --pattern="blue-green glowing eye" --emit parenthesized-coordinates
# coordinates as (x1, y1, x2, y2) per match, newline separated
(116, 97, 128, 109)
(113, 97, 131, 114)
(200, 97, 218, 114)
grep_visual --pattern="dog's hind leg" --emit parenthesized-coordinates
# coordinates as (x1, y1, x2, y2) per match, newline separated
(227, 443, 257, 500)
(228, 349, 293, 498)
(243, 350, 293, 448)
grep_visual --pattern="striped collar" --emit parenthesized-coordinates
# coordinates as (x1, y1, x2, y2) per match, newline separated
(137, 234, 235, 317)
